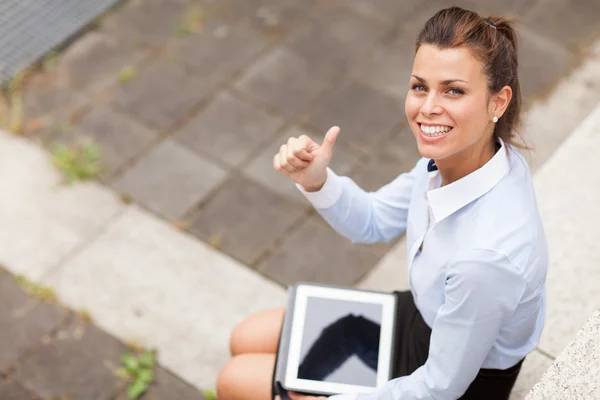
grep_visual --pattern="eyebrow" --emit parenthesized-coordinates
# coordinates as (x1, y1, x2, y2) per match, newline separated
(411, 75, 469, 85)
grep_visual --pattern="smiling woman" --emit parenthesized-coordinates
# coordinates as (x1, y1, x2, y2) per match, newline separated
(217, 6, 548, 400)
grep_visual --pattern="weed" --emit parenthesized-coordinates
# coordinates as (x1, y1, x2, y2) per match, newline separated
(203, 389, 217, 399)
(51, 138, 103, 184)
(14, 275, 57, 303)
(115, 349, 158, 399)
(42, 50, 58, 71)
(0, 70, 27, 134)
(118, 66, 138, 82)
(177, 5, 205, 35)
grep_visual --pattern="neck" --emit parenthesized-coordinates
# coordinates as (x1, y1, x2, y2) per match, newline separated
(436, 136, 496, 186)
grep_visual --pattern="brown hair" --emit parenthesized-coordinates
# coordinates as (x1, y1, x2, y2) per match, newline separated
(416, 7, 527, 149)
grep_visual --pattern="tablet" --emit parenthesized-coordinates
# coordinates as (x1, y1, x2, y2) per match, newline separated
(280, 283, 397, 396)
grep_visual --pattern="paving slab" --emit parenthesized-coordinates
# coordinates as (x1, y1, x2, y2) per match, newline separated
(23, 76, 88, 124)
(517, 26, 575, 103)
(258, 216, 391, 286)
(242, 126, 362, 205)
(344, 0, 424, 27)
(101, 0, 191, 46)
(113, 139, 227, 220)
(525, 311, 600, 399)
(189, 175, 307, 266)
(114, 60, 211, 131)
(76, 105, 158, 178)
(0, 380, 40, 400)
(305, 79, 403, 158)
(168, 22, 268, 86)
(0, 131, 125, 280)
(509, 350, 554, 400)
(0, 271, 67, 373)
(523, 0, 600, 49)
(43, 205, 286, 389)
(13, 317, 127, 400)
(533, 102, 600, 358)
(233, 45, 332, 118)
(174, 91, 284, 169)
(285, 3, 388, 76)
(57, 30, 149, 94)
(117, 367, 205, 400)
(356, 236, 410, 293)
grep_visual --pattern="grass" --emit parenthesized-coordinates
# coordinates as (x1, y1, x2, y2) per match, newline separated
(115, 349, 158, 399)
(203, 389, 217, 399)
(0, 71, 27, 134)
(176, 5, 206, 35)
(13, 274, 57, 303)
(51, 138, 103, 184)
(118, 66, 138, 82)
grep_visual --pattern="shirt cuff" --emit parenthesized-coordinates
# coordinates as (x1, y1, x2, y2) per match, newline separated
(296, 168, 343, 209)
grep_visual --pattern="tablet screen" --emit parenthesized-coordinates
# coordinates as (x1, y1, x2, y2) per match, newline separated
(298, 296, 382, 387)
(285, 285, 395, 395)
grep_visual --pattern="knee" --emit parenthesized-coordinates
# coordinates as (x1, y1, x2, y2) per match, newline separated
(229, 321, 246, 356)
(217, 358, 237, 400)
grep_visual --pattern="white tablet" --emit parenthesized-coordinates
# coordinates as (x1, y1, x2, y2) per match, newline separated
(275, 283, 397, 397)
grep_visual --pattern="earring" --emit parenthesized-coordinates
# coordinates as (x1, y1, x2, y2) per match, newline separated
(492, 116, 498, 123)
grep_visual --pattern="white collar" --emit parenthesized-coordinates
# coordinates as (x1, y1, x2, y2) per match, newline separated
(426, 139, 510, 223)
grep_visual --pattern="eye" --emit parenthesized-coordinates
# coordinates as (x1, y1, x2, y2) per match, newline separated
(448, 87, 465, 95)
(411, 84, 427, 93)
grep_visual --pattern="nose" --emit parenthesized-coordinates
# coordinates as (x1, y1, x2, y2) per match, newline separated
(420, 92, 443, 117)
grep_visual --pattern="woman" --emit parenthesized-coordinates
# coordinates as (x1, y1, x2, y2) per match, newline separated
(217, 7, 548, 400)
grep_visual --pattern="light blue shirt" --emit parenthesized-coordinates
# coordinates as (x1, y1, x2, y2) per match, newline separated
(297, 140, 548, 399)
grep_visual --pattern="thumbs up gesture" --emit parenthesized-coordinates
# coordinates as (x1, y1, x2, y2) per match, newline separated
(273, 126, 340, 192)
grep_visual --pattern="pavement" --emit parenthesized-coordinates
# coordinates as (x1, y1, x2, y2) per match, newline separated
(1, 0, 600, 398)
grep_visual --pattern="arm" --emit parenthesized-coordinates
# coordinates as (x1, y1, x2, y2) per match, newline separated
(329, 249, 526, 400)
(297, 161, 423, 244)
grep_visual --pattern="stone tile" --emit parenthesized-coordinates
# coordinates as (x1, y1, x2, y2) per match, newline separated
(509, 350, 553, 400)
(115, 367, 205, 399)
(523, 0, 600, 49)
(189, 175, 306, 266)
(58, 31, 149, 94)
(76, 106, 157, 178)
(113, 140, 227, 220)
(102, 0, 191, 46)
(0, 272, 67, 372)
(350, 131, 421, 193)
(517, 27, 574, 102)
(0, 131, 125, 280)
(350, 33, 415, 102)
(305, 80, 403, 157)
(474, 0, 538, 15)
(169, 22, 268, 86)
(174, 91, 284, 168)
(23, 78, 87, 123)
(43, 206, 286, 389)
(345, 0, 424, 26)
(532, 103, 600, 358)
(243, 126, 361, 204)
(285, 4, 387, 76)
(114, 61, 211, 131)
(14, 318, 127, 400)
(234, 46, 331, 118)
(357, 236, 410, 292)
(258, 216, 390, 286)
(0, 380, 40, 400)
(215, 0, 313, 36)
(396, 0, 479, 39)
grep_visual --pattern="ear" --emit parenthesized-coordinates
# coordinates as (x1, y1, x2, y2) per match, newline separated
(491, 85, 512, 119)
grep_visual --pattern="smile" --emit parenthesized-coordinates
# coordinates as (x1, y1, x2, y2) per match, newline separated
(419, 124, 453, 137)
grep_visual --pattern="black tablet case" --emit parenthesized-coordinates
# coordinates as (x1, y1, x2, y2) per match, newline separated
(272, 283, 400, 399)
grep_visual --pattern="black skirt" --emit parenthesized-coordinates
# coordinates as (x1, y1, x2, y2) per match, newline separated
(393, 290, 524, 400)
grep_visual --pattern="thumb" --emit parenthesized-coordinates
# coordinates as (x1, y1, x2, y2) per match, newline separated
(320, 126, 340, 154)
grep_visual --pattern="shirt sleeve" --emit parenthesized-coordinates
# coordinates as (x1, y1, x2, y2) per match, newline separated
(296, 160, 423, 244)
(330, 248, 526, 400)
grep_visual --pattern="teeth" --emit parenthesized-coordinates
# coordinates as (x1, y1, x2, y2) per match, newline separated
(420, 124, 452, 137)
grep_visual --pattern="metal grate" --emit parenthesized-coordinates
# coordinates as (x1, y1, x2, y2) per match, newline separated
(0, 0, 119, 84)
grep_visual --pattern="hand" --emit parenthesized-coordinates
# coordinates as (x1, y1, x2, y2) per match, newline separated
(282, 392, 328, 400)
(273, 126, 340, 192)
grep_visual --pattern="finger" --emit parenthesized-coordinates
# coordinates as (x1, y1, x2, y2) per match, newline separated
(286, 144, 309, 169)
(300, 134, 320, 153)
(289, 137, 313, 161)
(279, 145, 296, 173)
(320, 126, 340, 154)
(273, 153, 285, 174)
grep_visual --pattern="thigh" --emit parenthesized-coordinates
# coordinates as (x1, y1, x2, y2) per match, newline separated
(230, 307, 285, 356)
(217, 353, 276, 400)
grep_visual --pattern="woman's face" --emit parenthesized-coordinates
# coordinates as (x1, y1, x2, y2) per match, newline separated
(405, 44, 495, 162)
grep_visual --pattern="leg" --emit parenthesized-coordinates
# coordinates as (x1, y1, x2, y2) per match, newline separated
(230, 307, 285, 356)
(217, 353, 276, 400)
